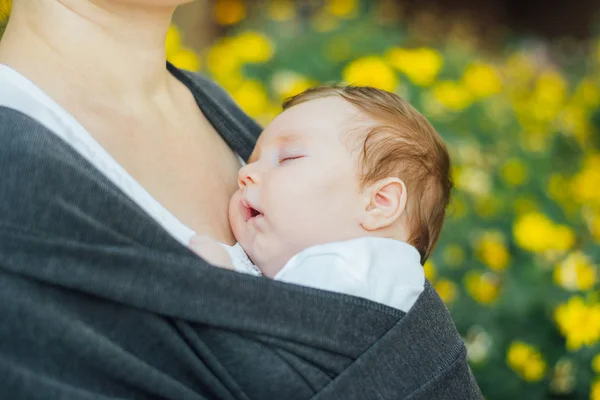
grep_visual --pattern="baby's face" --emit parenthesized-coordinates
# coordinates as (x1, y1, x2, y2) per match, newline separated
(229, 97, 367, 277)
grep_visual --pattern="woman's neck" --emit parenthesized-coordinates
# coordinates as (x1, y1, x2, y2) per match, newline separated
(0, 0, 180, 107)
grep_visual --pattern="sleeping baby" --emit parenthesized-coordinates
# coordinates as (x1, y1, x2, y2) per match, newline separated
(189, 85, 452, 312)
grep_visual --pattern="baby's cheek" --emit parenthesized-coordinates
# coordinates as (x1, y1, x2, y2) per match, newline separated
(228, 191, 244, 242)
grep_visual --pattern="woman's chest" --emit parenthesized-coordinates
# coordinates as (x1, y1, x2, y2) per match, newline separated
(90, 113, 244, 244)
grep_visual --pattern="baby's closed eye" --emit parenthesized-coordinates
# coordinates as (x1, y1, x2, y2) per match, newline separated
(279, 155, 305, 164)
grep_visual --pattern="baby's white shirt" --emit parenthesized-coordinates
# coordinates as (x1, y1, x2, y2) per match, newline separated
(221, 238, 425, 312)
(220, 243, 263, 275)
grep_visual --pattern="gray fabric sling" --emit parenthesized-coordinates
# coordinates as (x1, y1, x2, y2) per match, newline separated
(0, 63, 483, 399)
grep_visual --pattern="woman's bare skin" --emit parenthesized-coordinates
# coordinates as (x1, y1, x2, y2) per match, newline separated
(0, 0, 241, 244)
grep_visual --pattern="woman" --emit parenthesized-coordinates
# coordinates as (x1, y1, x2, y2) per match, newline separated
(0, 1, 482, 399)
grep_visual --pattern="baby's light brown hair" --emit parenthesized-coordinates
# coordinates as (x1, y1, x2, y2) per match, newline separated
(283, 86, 452, 263)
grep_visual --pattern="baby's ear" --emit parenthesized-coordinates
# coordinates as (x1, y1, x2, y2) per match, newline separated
(360, 177, 407, 231)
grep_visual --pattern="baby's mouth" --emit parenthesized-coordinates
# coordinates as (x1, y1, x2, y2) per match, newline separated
(241, 197, 263, 222)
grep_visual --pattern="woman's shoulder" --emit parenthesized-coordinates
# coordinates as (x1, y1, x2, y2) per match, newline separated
(0, 106, 114, 199)
(0, 107, 74, 158)
(0, 106, 53, 154)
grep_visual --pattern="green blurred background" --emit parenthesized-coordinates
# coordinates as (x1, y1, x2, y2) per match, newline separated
(2, 0, 600, 398)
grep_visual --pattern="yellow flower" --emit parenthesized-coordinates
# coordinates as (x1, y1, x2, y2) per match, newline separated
(433, 81, 473, 111)
(592, 379, 600, 400)
(553, 251, 597, 291)
(207, 39, 238, 74)
(506, 341, 547, 382)
(462, 62, 502, 98)
(271, 71, 317, 101)
(267, 0, 296, 22)
(554, 296, 600, 350)
(559, 104, 591, 143)
(501, 158, 528, 186)
(476, 231, 510, 271)
(536, 71, 568, 104)
(443, 244, 465, 268)
(165, 26, 200, 71)
(513, 212, 575, 253)
(435, 279, 458, 305)
(165, 25, 182, 59)
(324, 0, 358, 18)
(522, 358, 547, 382)
(213, 0, 246, 26)
(507, 341, 532, 367)
(552, 226, 576, 252)
(206, 39, 244, 89)
(530, 71, 567, 123)
(571, 155, 600, 208)
(342, 56, 398, 92)
(231, 79, 270, 117)
(451, 165, 462, 182)
(592, 353, 600, 374)
(168, 49, 201, 72)
(0, 0, 10, 22)
(232, 31, 274, 64)
(465, 271, 501, 305)
(423, 260, 436, 282)
(386, 47, 443, 87)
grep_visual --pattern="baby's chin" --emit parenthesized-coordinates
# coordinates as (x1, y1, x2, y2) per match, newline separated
(230, 212, 298, 277)
(240, 236, 290, 278)
(238, 235, 263, 266)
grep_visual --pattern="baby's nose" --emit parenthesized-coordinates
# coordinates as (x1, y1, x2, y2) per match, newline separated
(238, 164, 259, 189)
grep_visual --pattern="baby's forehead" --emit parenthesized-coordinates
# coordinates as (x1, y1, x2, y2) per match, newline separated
(267, 99, 368, 140)
(249, 97, 374, 160)
(257, 122, 354, 149)
(259, 129, 313, 145)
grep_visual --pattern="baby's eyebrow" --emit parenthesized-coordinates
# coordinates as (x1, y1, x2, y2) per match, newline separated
(276, 132, 308, 145)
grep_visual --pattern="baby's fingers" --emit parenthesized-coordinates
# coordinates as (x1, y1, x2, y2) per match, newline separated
(188, 235, 234, 269)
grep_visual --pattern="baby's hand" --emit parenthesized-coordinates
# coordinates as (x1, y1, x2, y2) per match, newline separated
(188, 235, 234, 270)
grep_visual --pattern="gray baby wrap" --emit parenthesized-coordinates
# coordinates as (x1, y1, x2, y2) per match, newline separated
(0, 64, 482, 399)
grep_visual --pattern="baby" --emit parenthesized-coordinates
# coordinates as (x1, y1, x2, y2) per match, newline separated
(190, 85, 452, 312)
